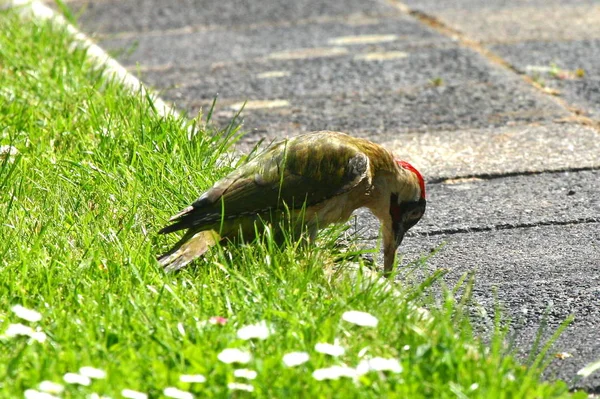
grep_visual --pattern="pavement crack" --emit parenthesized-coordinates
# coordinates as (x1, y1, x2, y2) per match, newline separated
(426, 166, 600, 185)
(411, 218, 600, 237)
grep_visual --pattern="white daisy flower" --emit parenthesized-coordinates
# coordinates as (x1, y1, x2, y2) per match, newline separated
(2, 323, 46, 342)
(0, 145, 19, 163)
(163, 387, 194, 399)
(79, 366, 107, 379)
(341, 311, 378, 327)
(38, 380, 64, 394)
(282, 351, 310, 367)
(179, 374, 206, 383)
(356, 357, 402, 375)
(177, 323, 186, 337)
(63, 372, 91, 386)
(87, 393, 111, 399)
(29, 330, 47, 343)
(236, 321, 273, 340)
(234, 369, 257, 380)
(357, 347, 369, 358)
(11, 305, 42, 323)
(315, 342, 345, 357)
(4, 323, 34, 338)
(121, 389, 148, 399)
(217, 348, 252, 364)
(312, 365, 357, 381)
(24, 389, 60, 399)
(227, 382, 254, 392)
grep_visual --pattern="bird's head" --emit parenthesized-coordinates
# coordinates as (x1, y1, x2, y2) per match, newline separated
(389, 160, 426, 249)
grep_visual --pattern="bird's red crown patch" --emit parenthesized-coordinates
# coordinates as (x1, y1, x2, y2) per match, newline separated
(396, 160, 426, 199)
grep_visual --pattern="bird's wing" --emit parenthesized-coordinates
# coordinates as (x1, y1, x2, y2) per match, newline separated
(159, 133, 371, 234)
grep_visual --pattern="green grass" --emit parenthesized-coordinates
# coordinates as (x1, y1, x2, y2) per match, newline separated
(0, 8, 586, 399)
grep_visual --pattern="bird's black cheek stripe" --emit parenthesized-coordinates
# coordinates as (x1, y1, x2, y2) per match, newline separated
(390, 205, 402, 222)
(390, 197, 426, 225)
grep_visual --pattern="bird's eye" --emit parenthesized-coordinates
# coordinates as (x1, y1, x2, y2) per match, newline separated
(407, 209, 424, 221)
(400, 198, 426, 231)
(402, 212, 422, 231)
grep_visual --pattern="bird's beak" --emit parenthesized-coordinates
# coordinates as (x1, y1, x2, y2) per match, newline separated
(393, 222, 405, 249)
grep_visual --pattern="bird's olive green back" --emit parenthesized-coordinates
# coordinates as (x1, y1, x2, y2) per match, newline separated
(163, 132, 380, 233)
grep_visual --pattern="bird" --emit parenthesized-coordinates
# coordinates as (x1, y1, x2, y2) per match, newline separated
(157, 131, 426, 274)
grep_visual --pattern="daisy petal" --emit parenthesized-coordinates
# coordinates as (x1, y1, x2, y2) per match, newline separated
(63, 373, 91, 386)
(282, 352, 310, 367)
(4, 323, 34, 337)
(217, 348, 252, 364)
(236, 321, 273, 340)
(227, 382, 254, 392)
(38, 381, 64, 394)
(79, 366, 107, 379)
(341, 311, 378, 327)
(315, 342, 345, 357)
(312, 365, 357, 381)
(177, 323, 186, 337)
(164, 387, 194, 399)
(356, 357, 402, 375)
(87, 394, 111, 399)
(234, 369, 257, 380)
(11, 305, 42, 323)
(29, 331, 47, 343)
(24, 389, 60, 399)
(121, 389, 148, 399)
(0, 145, 19, 163)
(179, 374, 206, 383)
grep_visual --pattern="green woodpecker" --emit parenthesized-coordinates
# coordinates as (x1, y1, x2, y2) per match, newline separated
(158, 131, 426, 274)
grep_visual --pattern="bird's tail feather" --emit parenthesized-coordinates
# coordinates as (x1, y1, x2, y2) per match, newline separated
(157, 230, 220, 272)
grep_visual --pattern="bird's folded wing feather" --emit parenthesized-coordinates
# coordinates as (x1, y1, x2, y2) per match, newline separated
(159, 134, 371, 234)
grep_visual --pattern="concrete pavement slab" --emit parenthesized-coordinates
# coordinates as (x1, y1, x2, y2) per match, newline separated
(68, 0, 402, 34)
(383, 123, 600, 180)
(349, 170, 599, 390)
(474, 278, 600, 330)
(554, 79, 600, 118)
(183, 84, 567, 146)
(512, 325, 600, 392)
(140, 46, 533, 101)
(399, 0, 600, 12)
(400, 223, 600, 293)
(100, 16, 446, 69)
(490, 39, 600, 78)
(350, 206, 599, 388)
(399, 2, 600, 43)
(349, 211, 599, 387)
(491, 39, 600, 117)
(395, 222, 600, 390)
